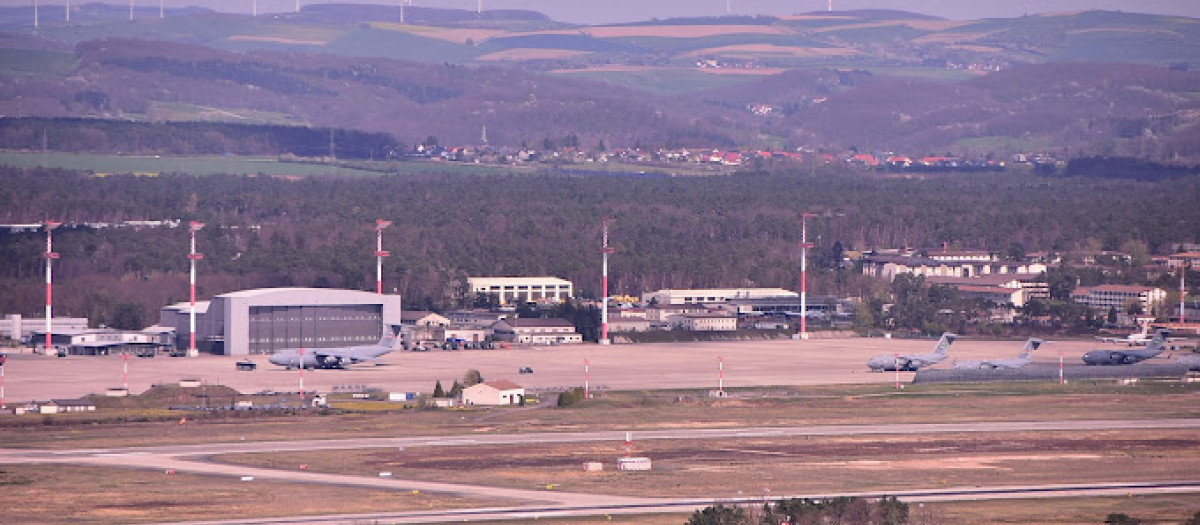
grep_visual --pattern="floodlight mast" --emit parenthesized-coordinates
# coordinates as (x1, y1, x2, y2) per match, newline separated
(44, 221, 60, 356)
(188, 222, 204, 357)
(600, 219, 615, 345)
(799, 213, 817, 339)
(375, 219, 392, 294)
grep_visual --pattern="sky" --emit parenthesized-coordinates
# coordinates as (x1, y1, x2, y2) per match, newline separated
(7, 0, 1200, 23)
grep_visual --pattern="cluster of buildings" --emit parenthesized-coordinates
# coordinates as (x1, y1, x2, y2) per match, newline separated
(5, 243, 1196, 356)
(861, 246, 1198, 326)
(401, 140, 1045, 174)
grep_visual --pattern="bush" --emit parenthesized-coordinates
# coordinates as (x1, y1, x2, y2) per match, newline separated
(685, 504, 745, 525)
(557, 387, 586, 407)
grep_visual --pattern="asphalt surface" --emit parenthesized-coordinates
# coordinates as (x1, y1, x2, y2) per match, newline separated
(4, 335, 1184, 403)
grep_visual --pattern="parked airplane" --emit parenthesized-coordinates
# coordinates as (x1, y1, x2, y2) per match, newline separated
(953, 338, 1042, 370)
(1082, 329, 1171, 365)
(867, 333, 956, 372)
(1177, 354, 1200, 372)
(1096, 323, 1152, 346)
(268, 325, 400, 369)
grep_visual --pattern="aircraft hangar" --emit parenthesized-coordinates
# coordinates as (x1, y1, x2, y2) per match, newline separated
(160, 287, 402, 356)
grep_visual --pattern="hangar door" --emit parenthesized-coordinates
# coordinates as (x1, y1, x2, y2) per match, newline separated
(247, 304, 382, 354)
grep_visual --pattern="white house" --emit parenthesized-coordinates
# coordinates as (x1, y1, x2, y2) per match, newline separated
(461, 380, 525, 406)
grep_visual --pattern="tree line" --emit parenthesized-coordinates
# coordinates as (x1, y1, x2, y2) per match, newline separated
(0, 118, 401, 159)
(0, 165, 1197, 329)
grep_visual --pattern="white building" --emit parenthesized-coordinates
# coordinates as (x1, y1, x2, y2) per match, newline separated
(862, 256, 1047, 282)
(1, 314, 89, 342)
(677, 313, 737, 331)
(642, 288, 798, 306)
(1071, 285, 1168, 312)
(468, 277, 574, 305)
(492, 318, 582, 344)
(461, 380, 525, 406)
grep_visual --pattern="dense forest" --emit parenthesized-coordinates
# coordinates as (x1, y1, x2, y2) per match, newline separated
(0, 118, 401, 159)
(1, 165, 1198, 328)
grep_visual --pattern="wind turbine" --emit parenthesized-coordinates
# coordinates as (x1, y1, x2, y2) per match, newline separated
(477, 0, 482, 15)
(400, 0, 412, 23)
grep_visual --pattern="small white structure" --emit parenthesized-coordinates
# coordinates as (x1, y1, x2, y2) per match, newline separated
(105, 388, 129, 397)
(179, 379, 202, 388)
(582, 461, 604, 472)
(461, 380, 525, 406)
(617, 457, 652, 471)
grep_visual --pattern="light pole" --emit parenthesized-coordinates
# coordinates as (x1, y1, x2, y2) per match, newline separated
(718, 355, 724, 395)
(375, 219, 392, 295)
(584, 359, 590, 398)
(43, 221, 60, 356)
(188, 222, 204, 357)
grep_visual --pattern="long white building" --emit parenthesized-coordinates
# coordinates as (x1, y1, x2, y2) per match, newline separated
(467, 277, 573, 305)
(641, 288, 797, 306)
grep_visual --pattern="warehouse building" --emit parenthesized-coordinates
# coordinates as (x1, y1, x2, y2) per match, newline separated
(160, 287, 403, 356)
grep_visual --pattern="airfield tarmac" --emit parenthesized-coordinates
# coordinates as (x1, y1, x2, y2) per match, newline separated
(0, 336, 1129, 403)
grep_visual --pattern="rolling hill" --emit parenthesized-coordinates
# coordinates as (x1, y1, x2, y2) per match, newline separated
(2, 5, 1200, 160)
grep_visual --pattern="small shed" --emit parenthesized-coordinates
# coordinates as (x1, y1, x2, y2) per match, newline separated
(461, 380, 525, 406)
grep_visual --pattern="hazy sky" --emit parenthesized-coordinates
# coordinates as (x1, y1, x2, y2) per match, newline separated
(9, 0, 1200, 23)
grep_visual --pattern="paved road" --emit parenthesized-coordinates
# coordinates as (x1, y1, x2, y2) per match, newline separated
(4, 418, 1200, 524)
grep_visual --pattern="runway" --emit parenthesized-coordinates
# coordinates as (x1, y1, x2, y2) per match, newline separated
(4, 418, 1200, 524)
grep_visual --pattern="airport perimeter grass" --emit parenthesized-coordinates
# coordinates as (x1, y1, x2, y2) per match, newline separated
(3, 382, 1200, 524)
(0, 464, 497, 525)
(214, 428, 1200, 499)
(2, 381, 1199, 449)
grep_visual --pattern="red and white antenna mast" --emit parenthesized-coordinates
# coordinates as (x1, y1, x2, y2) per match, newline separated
(799, 213, 816, 340)
(600, 219, 615, 345)
(43, 221, 60, 355)
(1181, 265, 1188, 325)
(188, 222, 204, 357)
(375, 219, 392, 294)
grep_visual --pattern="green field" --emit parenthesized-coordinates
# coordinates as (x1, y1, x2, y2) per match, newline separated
(0, 151, 525, 177)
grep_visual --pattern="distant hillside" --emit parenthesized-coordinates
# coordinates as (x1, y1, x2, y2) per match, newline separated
(767, 63, 1200, 158)
(3, 6, 1200, 159)
(0, 38, 750, 148)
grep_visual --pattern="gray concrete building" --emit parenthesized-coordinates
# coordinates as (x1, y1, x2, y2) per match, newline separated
(160, 287, 402, 356)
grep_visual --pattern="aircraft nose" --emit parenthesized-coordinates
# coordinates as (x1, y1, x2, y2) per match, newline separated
(268, 353, 285, 365)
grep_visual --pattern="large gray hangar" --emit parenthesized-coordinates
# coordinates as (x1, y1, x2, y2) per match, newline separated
(160, 287, 402, 356)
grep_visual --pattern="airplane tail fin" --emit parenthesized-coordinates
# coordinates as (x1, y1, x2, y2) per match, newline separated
(1145, 329, 1171, 355)
(1019, 338, 1043, 359)
(932, 333, 957, 357)
(378, 324, 403, 349)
